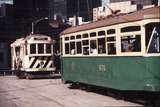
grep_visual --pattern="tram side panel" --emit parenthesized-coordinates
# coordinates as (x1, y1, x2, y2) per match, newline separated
(62, 56, 160, 92)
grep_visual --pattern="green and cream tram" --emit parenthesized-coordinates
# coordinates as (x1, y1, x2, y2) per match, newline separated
(60, 6, 160, 91)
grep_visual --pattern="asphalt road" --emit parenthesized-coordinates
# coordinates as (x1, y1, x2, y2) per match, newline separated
(0, 76, 143, 107)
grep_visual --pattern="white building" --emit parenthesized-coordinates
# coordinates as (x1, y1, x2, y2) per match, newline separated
(93, 1, 154, 21)
(0, 0, 13, 6)
(68, 16, 91, 26)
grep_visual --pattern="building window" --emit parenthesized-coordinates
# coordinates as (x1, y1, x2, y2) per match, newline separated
(137, 4, 143, 10)
(0, 52, 3, 62)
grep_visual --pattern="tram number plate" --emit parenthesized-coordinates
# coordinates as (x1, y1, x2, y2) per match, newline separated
(98, 64, 106, 72)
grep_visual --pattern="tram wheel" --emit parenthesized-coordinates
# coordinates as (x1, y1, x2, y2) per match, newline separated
(26, 73, 32, 79)
(15, 70, 20, 77)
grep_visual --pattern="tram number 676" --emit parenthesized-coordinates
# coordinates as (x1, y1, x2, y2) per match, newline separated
(98, 64, 107, 72)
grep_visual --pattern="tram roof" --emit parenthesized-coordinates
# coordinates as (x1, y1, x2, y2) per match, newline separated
(24, 34, 51, 41)
(61, 6, 160, 35)
(10, 34, 53, 47)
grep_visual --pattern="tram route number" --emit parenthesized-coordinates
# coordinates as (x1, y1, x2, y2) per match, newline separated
(98, 64, 107, 72)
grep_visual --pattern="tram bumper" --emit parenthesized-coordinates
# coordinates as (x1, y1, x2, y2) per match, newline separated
(24, 68, 56, 72)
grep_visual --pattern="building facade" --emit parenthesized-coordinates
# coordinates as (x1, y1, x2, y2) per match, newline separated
(66, 0, 101, 21)
(93, 0, 155, 21)
(109, 0, 153, 5)
(0, 0, 13, 6)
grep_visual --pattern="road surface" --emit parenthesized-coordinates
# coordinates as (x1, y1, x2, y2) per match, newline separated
(0, 76, 143, 107)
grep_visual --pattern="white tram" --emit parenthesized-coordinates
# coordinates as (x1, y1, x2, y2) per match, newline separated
(10, 34, 56, 78)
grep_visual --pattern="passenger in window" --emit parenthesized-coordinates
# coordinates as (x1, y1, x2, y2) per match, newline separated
(127, 44, 133, 52)
(91, 48, 98, 55)
(108, 44, 116, 54)
(98, 45, 102, 53)
(90, 44, 97, 55)
(133, 40, 140, 52)
(83, 48, 89, 55)
(71, 49, 75, 55)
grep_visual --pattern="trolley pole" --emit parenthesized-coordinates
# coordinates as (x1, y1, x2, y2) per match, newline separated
(31, 17, 48, 35)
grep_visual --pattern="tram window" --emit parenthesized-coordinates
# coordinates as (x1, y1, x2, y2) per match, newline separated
(146, 25, 160, 53)
(25, 47, 28, 55)
(70, 42, 75, 55)
(107, 43, 116, 54)
(83, 40, 89, 45)
(83, 47, 89, 55)
(106, 36, 116, 55)
(65, 37, 69, 41)
(121, 26, 141, 33)
(15, 47, 20, 53)
(98, 31, 105, 36)
(76, 35, 81, 39)
(98, 38, 106, 54)
(30, 44, 36, 54)
(38, 44, 44, 54)
(121, 35, 141, 52)
(65, 43, 69, 54)
(60, 38, 63, 55)
(82, 33, 88, 38)
(76, 42, 82, 54)
(107, 37, 116, 42)
(90, 40, 97, 54)
(90, 32, 96, 37)
(70, 36, 75, 40)
(107, 29, 115, 34)
(46, 44, 51, 53)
